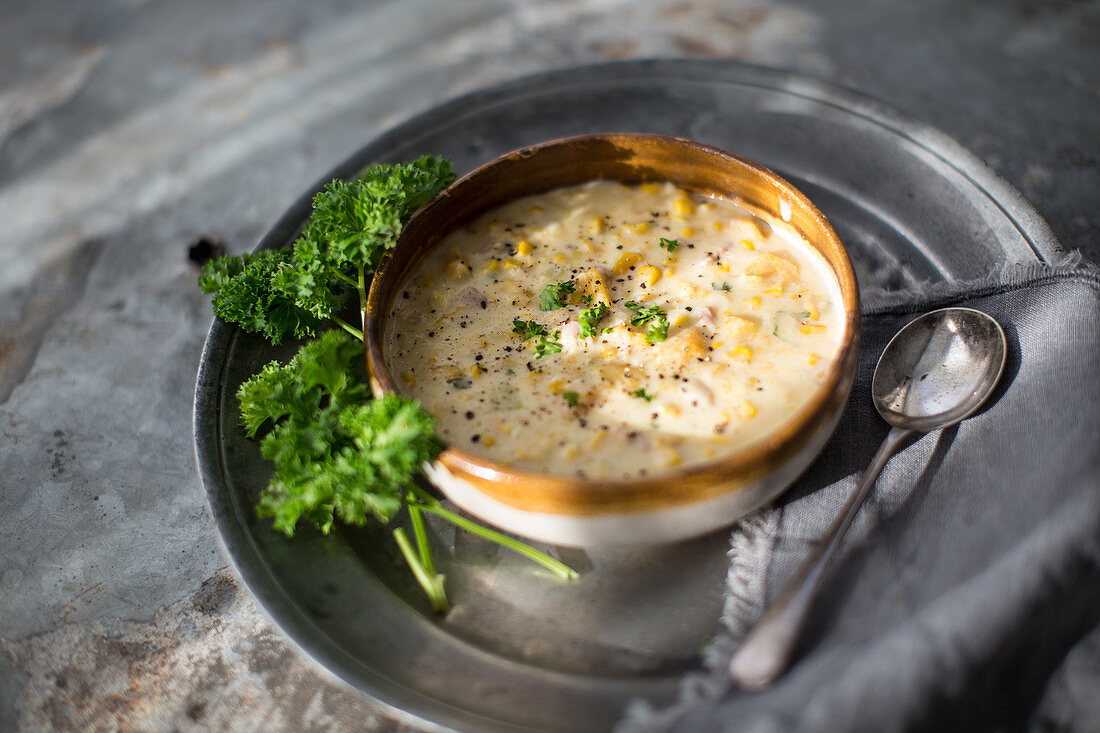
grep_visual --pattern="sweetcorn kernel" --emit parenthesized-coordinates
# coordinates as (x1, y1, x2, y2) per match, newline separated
(631, 221, 650, 234)
(400, 371, 416, 387)
(637, 265, 662, 287)
(528, 205, 544, 215)
(579, 268, 612, 306)
(738, 400, 758, 418)
(663, 403, 682, 417)
(800, 324, 827, 334)
(485, 259, 501, 273)
(680, 227, 694, 237)
(503, 258, 521, 269)
(446, 258, 471, 279)
(748, 253, 799, 280)
(727, 346, 753, 362)
(740, 239, 756, 250)
(673, 198, 694, 216)
(640, 183, 661, 194)
(516, 240, 533, 256)
(589, 217, 605, 234)
(481, 436, 497, 447)
(808, 353, 820, 365)
(746, 296, 761, 309)
(549, 380, 566, 394)
(672, 313, 689, 328)
(612, 251, 643, 275)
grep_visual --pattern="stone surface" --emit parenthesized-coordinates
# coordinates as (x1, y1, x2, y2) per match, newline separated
(1, 0, 1096, 730)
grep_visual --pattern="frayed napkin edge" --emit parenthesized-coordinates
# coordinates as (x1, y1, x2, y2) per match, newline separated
(860, 250, 1098, 314)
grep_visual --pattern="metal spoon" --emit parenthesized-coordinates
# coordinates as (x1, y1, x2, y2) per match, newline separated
(729, 307, 1007, 690)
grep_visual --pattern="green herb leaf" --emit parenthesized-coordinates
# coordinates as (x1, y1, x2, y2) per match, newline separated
(632, 387, 655, 402)
(578, 302, 609, 339)
(713, 281, 732, 292)
(645, 320, 669, 344)
(562, 391, 580, 407)
(534, 331, 563, 358)
(446, 377, 472, 390)
(659, 237, 679, 252)
(539, 279, 576, 311)
(625, 301, 670, 344)
(512, 319, 548, 340)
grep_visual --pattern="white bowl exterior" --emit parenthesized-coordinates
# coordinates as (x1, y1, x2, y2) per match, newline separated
(422, 403, 845, 547)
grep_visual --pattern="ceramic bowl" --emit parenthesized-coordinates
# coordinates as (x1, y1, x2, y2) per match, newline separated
(365, 133, 859, 547)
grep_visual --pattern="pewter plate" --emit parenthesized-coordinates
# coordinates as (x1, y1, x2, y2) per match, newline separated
(193, 61, 1058, 733)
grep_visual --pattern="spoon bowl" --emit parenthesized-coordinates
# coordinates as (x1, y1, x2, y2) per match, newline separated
(729, 307, 1007, 690)
(873, 307, 1007, 431)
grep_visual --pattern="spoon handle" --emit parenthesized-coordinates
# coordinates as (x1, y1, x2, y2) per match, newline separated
(729, 425, 913, 690)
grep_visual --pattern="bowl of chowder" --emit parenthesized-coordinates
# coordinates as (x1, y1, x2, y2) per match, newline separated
(365, 134, 859, 547)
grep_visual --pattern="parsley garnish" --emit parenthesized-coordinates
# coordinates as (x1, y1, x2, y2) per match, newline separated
(199, 157, 576, 611)
(713, 281, 732, 292)
(632, 387, 655, 402)
(539, 279, 576, 310)
(625, 301, 670, 344)
(240, 330, 439, 534)
(512, 319, 548, 340)
(514, 319, 562, 357)
(563, 391, 580, 407)
(534, 331, 564, 358)
(200, 156, 455, 344)
(578, 302, 609, 339)
(659, 237, 679, 252)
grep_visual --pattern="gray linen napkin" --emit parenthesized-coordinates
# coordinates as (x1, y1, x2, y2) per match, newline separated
(619, 255, 1100, 732)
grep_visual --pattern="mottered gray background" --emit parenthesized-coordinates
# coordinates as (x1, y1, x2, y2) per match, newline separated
(1, 1, 1097, 730)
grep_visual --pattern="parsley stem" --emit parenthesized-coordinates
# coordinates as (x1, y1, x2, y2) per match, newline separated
(393, 528, 448, 612)
(408, 487, 577, 581)
(331, 316, 363, 341)
(407, 495, 436, 576)
(356, 264, 368, 331)
(332, 270, 358, 287)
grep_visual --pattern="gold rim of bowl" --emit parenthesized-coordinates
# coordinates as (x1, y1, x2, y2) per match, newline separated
(365, 133, 860, 517)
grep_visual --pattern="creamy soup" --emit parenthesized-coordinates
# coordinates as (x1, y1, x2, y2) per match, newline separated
(386, 181, 844, 480)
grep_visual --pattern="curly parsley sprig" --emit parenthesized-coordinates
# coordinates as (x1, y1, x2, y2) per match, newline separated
(199, 155, 456, 344)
